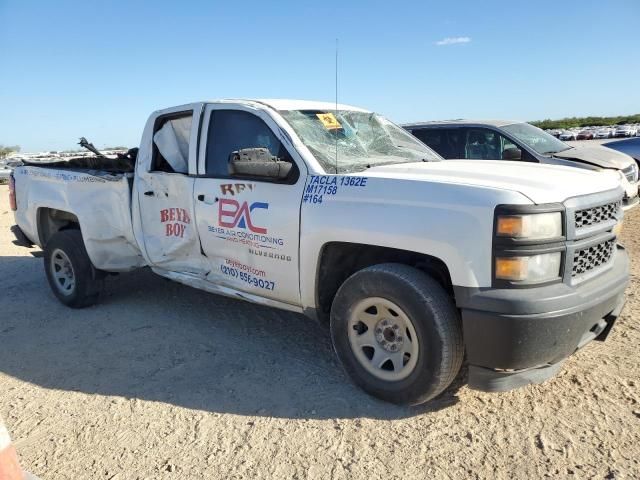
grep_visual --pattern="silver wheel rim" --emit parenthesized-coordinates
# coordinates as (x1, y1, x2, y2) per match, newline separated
(50, 248, 76, 296)
(347, 297, 419, 382)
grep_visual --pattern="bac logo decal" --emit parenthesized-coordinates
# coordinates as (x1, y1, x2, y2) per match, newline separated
(218, 199, 268, 234)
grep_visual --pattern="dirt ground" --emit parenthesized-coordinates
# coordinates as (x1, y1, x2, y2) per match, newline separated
(0, 184, 638, 480)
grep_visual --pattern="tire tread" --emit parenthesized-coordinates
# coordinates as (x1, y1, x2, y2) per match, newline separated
(330, 263, 464, 405)
(44, 229, 104, 308)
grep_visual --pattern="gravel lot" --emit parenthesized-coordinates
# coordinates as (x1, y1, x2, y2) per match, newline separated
(1, 184, 639, 479)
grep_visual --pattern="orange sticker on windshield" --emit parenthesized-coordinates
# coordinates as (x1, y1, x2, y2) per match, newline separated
(316, 113, 341, 130)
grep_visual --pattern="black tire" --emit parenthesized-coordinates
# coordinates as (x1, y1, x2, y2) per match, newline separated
(330, 263, 463, 405)
(44, 229, 105, 308)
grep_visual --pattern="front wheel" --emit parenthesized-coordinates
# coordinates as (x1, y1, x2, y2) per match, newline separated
(330, 263, 463, 405)
(44, 230, 105, 308)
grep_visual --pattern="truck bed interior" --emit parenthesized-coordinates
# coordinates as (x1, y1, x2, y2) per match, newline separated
(21, 148, 138, 174)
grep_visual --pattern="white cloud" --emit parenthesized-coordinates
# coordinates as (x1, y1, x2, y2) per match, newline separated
(435, 36, 471, 46)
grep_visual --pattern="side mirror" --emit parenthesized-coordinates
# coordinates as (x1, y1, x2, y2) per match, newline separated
(228, 148, 292, 179)
(502, 147, 522, 161)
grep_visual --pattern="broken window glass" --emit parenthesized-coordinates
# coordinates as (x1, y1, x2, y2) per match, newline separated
(279, 110, 441, 173)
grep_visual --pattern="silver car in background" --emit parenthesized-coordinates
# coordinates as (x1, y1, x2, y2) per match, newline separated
(615, 125, 637, 137)
(595, 127, 614, 139)
(403, 119, 639, 209)
(559, 130, 578, 141)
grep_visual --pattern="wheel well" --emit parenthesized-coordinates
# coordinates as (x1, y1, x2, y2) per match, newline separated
(315, 242, 453, 324)
(37, 208, 80, 247)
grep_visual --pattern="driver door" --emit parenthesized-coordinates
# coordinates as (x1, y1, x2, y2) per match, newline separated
(193, 104, 307, 306)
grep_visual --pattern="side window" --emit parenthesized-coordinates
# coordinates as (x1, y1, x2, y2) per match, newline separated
(464, 128, 502, 160)
(443, 129, 465, 159)
(501, 136, 518, 152)
(151, 113, 193, 173)
(498, 134, 532, 161)
(464, 128, 529, 161)
(412, 129, 447, 157)
(205, 110, 297, 181)
(412, 128, 465, 159)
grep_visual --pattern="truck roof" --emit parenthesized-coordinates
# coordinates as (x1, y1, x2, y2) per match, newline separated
(202, 99, 371, 113)
(402, 119, 521, 129)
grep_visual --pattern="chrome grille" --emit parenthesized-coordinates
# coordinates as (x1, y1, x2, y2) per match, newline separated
(572, 239, 615, 277)
(574, 201, 620, 229)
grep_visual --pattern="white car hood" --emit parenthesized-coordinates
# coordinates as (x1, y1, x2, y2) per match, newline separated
(365, 160, 622, 204)
(551, 144, 634, 170)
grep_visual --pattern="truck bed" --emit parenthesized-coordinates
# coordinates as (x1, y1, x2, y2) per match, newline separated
(13, 165, 145, 271)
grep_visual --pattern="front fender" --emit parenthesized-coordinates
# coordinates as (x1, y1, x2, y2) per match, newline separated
(298, 175, 531, 310)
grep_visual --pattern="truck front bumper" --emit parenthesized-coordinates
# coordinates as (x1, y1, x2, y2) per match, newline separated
(455, 246, 629, 392)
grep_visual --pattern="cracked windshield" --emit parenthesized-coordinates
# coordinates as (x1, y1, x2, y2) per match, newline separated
(280, 110, 441, 173)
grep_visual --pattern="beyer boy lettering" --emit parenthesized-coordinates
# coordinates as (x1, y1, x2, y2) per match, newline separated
(160, 208, 191, 238)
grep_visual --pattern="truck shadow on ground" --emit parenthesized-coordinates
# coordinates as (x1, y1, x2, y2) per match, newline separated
(0, 255, 465, 420)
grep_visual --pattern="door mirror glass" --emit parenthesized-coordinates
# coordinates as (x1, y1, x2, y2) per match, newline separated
(502, 147, 522, 161)
(228, 148, 292, 179)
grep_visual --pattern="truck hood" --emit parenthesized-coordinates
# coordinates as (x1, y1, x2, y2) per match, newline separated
(365, 160, 622, 204)
(550, 144, 634, 170)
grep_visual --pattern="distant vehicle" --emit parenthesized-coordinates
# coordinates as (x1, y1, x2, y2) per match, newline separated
(547, 129, 563, 138)
(605, 138, 640, 163)
(576, 130, 594, 140)
(0, 164, 12, 181)
(615, 125, 636, 137)
(403, 120, 639, 209)
(595, 128, 614, 139)
(559, 130, 578, 141)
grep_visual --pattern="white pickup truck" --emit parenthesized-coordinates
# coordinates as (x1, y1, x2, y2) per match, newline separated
(9, 99, 629, 405)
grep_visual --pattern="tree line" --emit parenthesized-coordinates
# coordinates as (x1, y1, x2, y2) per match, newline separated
(531, 114, 640, 130)
(0, 145, 21, 159)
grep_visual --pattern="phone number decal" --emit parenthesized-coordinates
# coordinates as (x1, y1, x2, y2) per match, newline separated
(220, 265, 275, 290)
(302, 175, 368, 205)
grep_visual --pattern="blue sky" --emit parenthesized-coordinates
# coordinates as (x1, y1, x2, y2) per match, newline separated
(1, 0, 639, 152)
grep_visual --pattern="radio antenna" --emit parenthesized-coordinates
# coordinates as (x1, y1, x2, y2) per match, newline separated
(335, 38, 339, 174)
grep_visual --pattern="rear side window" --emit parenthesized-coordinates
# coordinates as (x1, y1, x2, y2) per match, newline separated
(151, 113, 193, 174)
(205, 110, 297, 181)
(412, 128, 463, 159)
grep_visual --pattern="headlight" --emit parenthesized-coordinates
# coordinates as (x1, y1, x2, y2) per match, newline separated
(495, 252, 562, 282)
(496, 212, 562, 240)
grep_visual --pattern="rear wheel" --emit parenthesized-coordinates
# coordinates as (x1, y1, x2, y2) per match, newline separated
(330, 263, 464, 405)
(44, 230, 104, 308)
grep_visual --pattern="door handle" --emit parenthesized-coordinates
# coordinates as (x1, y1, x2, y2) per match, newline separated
(197, 195, 218, 204)
(144, 191, 155, 196)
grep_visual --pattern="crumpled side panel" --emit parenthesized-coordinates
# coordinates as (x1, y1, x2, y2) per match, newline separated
(14, 167, 145, 271)
(132, 105, 208, 276)
(133, 172, 208, 276)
